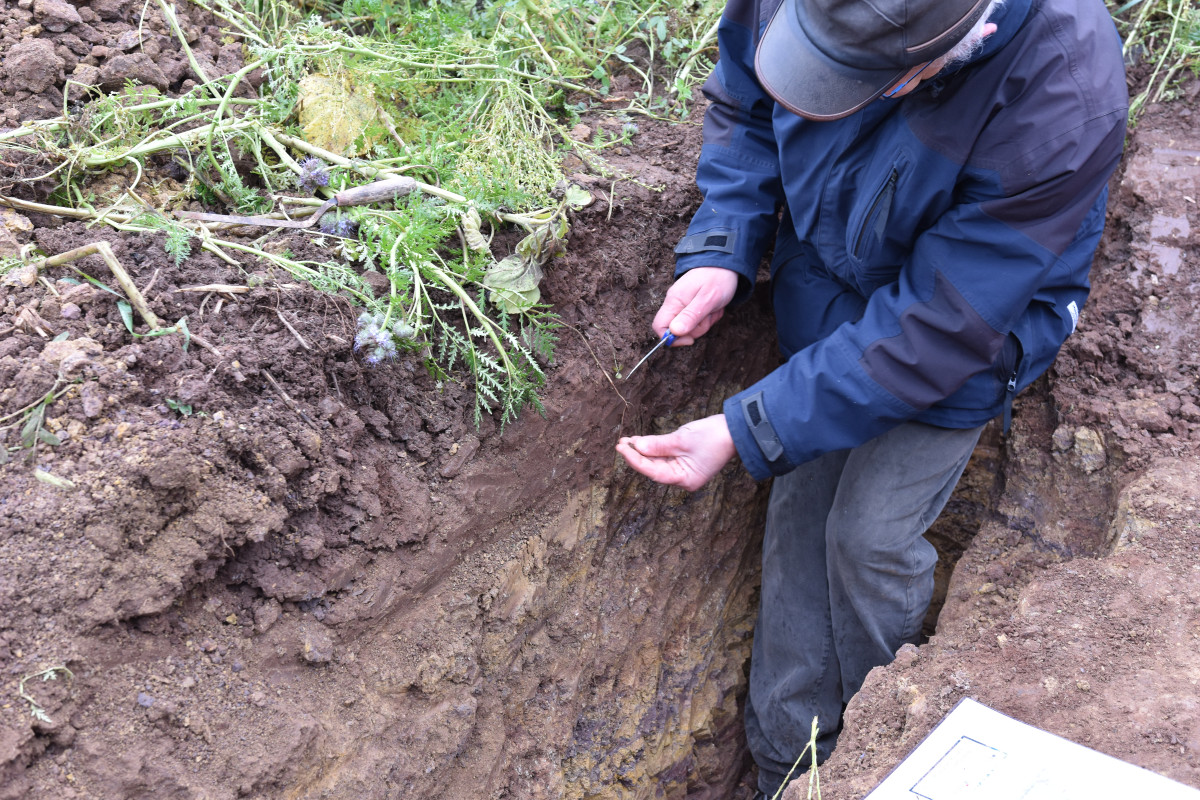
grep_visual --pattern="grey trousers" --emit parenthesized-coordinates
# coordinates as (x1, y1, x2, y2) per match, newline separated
(747, 420, 984, 795)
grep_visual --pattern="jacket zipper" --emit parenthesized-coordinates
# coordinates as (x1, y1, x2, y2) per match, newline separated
(853, 168, 899, 260)
(1002, 371, 1018, 434)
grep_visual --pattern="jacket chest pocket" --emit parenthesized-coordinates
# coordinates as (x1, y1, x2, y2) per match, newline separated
(844, 163, 909, 292)
(852, 168, 897, 258)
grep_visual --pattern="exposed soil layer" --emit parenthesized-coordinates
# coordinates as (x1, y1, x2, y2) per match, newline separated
(3, 6, 784, 797)
(0, 136, 778, 799)
(3, 3, 1200, 799)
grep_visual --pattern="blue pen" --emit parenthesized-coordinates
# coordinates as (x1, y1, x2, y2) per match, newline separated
(625, 331, 677, 379)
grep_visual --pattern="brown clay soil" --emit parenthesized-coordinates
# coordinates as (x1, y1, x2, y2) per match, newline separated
(2, 3, 1199, 799)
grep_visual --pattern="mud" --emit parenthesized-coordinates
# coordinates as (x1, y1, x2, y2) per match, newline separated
(2, 3, 1200, 799)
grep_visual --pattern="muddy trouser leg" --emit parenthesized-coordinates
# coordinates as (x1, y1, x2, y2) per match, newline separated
(746, 420, 984, 796)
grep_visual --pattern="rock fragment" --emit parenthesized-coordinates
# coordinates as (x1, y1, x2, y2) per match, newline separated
(5, 38, 65, 93)
(3, 264, 37, 287)
(439, 435, 481, 479)
(90, 0, 130, 20)
(99, 53, 169, 91)
(0, 230, 24, 259)
(113, 29, 146, 51)
(59, 283, 95, 306)
(253, 599, 280, 632)
(300, 625, 334, 664)
(1116, 396, 1175, 433)
(80, 382, 105, 417)
(33, 0, 81, 32)
(0, 209, 32, 257)
(39, 337, 102, 372)
(1073, 427, 1107, 473)
(68, 63, 101, 99)
(893, 642, 919, 668)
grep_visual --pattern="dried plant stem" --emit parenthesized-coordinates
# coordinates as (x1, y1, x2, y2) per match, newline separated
(154, 0, 219, 99)
(275, 308, 311, 350)
(270, 132, 468, 206)
(188, 333, 224, 358)
(0, 196, 132, 222)
(178, 284, 250, 294)
(18, 665, 74, 725)
(39, 242, 160, 329)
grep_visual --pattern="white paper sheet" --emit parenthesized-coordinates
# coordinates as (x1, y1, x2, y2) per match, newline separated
(865, 698, 1199, 800)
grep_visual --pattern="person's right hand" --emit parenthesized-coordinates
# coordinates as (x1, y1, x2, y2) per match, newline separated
(616, 414, 736, 491)
(652, 267, 739, 345)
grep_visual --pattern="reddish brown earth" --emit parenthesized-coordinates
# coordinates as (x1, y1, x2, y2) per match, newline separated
(2, 3, 1199, 800)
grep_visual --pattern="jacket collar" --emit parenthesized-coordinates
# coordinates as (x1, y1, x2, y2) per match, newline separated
(970, 0, 1035, 64)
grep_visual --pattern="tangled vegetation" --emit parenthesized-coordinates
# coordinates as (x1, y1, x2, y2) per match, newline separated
(0, 0, 721, 424)
(3, 0, 1186, 422)
(1109, 0, 1200, 120)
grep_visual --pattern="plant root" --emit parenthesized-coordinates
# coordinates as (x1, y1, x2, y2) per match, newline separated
(262, 369, 315, 426)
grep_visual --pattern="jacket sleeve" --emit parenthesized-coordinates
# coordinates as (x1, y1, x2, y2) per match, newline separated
(674, 0, 784, 302)
(723, 108, 1127, 480)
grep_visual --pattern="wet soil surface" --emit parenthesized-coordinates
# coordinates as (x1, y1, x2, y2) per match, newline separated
(3, 3, 1200, 799)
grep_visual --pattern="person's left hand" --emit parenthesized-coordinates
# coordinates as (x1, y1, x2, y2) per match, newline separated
(616, 414, 736, 491)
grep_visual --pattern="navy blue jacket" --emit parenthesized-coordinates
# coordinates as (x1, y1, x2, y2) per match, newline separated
(675, 0, 1127, 480)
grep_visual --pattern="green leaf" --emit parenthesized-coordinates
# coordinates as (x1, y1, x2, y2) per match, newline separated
(1112, 0, 1146, 14)
(564, 185, 592, 209)
(117, 300, 135, 333)
(296, 73, 390, 157)
(74, 271, 122, 297)
(484, 255, 542, 314)
(176, 317, 191, 352)
(52, 331, 70, 342)
(166, 398, 193, 416)
(20, 407, 44, 449)
(38, 429, 61, 447)
(34, 470, 75, 490)
(164, 227, 192, 266)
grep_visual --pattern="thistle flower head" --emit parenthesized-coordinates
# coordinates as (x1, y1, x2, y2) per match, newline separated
(354, 311, 410, 364)
(319, 212, 358, 238)
(298, 157, 330, 193)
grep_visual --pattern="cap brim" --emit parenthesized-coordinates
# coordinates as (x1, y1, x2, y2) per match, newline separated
(754, 2, 908, 121)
